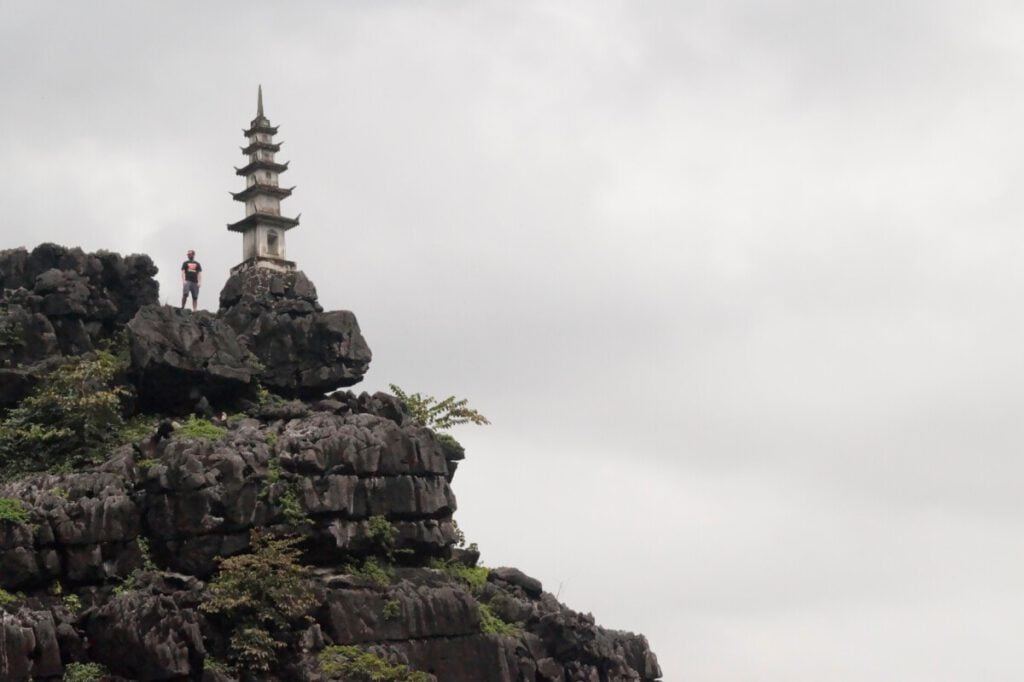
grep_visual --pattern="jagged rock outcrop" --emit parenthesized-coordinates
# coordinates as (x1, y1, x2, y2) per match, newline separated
(219, 267, 371, 398)
(126, 306, 257, 413)
(0, 244, 158, 407)
(0, 246, 660, 681)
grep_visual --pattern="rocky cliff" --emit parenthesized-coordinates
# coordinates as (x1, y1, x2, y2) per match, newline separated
(0, 245, 661, 682)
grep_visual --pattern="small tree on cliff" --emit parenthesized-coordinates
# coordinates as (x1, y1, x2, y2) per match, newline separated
(388, 384, 490, 460)
(200, 531, 316, 674)
(388, 384, 490, 430)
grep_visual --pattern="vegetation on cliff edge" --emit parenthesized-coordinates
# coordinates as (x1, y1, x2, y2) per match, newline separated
(0, 351, 127, 478)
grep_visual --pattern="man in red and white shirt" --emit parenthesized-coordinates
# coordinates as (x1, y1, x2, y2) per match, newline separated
(180, 249, 203, 311)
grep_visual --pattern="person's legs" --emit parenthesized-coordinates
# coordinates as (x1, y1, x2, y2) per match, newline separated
(182, 282, 199, 310)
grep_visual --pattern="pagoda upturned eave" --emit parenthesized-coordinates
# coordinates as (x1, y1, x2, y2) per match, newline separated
(231, 184, 295, 202)
(241, 140, 283, 154)
(227, 212, 300, 233)
(235, 159, 289, 176)
(243, 123, 279, 136)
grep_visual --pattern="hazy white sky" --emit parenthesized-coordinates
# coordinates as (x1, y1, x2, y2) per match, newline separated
(5, 2, 1024, 679)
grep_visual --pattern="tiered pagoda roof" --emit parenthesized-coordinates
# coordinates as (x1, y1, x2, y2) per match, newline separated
(227, 85, 300, 236)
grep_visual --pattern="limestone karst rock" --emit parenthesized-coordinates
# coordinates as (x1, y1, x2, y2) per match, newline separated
(0, 246, 661, 682)
(126, 306, 256, 413)
(219, 267, 372, 398)
(0, 244, 158, 408)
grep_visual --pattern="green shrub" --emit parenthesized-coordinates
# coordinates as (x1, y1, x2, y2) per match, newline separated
(0, 311, 24, 350)
(429, 558, 488, 594)
(0, 497, 30, 524)
(137, 535, 157, 571)
(229, 626, 279, 674)
(134, 457, 160, 473)
(382, 598, 402, 621)
(345, 556, 392, 588)
(62, 662, 108, 682)
(0, 588, 18, 606)
(388, 385, 490, 430)
(259, 460, 309, 526)
(256, 383, 276, 405)
(200, 532, 316, 674)
(368, 515, 398, 550)
(278, 485, 309, 526)
(434, 431, 465, 457)
(176, 415, 227, 441)
(119, 414, 161, 444)
(318, 645, 431, 682)
(0, 352, 127, 477)
(264, 457, 282, 486)
(113, 571, 139, 595)
(63, 593, 82, 614)
(478, 602, 520, 637)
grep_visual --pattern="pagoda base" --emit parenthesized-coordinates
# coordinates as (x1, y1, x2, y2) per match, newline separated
(231, 256, 297, 274)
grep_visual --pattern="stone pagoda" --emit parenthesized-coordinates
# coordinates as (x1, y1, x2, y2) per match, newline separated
(228, 86, 299, 273)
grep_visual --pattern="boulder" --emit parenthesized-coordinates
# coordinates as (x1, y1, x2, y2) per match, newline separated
(490, 566, 544, 598)
(126, 305, 255, 413)
(219, 267, 371, 398)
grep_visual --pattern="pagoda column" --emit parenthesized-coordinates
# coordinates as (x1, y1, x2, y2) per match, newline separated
(228, 86, 300, 273)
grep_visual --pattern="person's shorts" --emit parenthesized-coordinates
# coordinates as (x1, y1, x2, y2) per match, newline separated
(182, 281, 200, 300)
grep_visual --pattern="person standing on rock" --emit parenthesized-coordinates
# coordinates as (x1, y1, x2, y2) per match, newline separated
(180, 249, 202, 311)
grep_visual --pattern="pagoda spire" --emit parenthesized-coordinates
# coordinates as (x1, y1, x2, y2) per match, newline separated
(227, 87, 299, 274)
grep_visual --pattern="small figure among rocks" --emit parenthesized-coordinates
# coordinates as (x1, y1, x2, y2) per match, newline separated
(180, 249, 202, 311)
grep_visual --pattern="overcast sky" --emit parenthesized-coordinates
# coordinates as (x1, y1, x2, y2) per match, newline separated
(5, 1, 1024, 679)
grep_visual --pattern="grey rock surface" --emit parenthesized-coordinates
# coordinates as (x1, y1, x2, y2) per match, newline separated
(0, 244, 158, 407)
(219, 266, 371, 398)
(126, 305, 256, 413)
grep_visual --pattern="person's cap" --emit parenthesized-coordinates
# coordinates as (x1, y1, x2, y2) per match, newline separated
(187, 249, 195, 255)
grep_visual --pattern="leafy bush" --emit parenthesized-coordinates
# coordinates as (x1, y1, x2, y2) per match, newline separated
(200, 532, 316, 674)
(318, 645, 432, 682)
(118, 414, 161, 444)
(0, 352, 127, 477)
(113, 571, 140, 595)
(264, 457, 282, 485)
(382, 598, 402, 621)
(63, 593, 82, 614)
(0, 496, 30, 524)
(228, 626, 278, 674)
(176, 416, 226, 441)
(278, 485, 309, 526)
(388, 384, 490, 430)
(429, 558, 488, 594)
(0, 588, 18, 606)
(368, 515, 398, 550)
(63, 662, 108, 682)
(478, 603, 520, 637)
(259, 459, 309, 526)
(345, 556, 392, 588)
(137, 535, 157, 571)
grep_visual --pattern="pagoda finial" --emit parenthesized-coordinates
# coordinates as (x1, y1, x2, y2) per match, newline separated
(257, 85, 264, 118)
